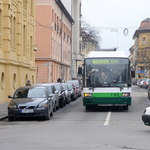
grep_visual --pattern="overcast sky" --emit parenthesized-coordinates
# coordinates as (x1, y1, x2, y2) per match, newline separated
(81, 0, 150, 56)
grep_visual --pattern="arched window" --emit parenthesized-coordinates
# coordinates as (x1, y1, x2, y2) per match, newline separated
(13, 17, 16, 48)
(10, 15, 13, 47)
(32, 75, 34, 84)
(23, 25, 26, 53)
(31, 0, 33, 15)
(30, 36, 32, 58)
(13, 73, 16, 89)
(25, 74, 28, 85)
(1, 72, 5, 90)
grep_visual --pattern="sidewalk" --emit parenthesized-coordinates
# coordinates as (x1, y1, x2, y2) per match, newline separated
(0, 103, 8, 121)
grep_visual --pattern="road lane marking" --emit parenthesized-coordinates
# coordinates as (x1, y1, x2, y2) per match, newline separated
(104, 111, 111, 126)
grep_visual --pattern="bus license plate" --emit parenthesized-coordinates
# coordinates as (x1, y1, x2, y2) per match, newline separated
(21, 109, 34, 113)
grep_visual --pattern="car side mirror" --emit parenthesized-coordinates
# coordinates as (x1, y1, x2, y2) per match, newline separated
(49, 94, 53, 98)
(8, 95, 12, 98)
(55, 91, 59, 94)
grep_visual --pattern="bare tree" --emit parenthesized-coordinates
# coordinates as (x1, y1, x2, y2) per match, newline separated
(81, 18, 101, 46)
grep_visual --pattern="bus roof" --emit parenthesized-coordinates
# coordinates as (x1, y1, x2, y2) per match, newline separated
(86, 51, 128, 59)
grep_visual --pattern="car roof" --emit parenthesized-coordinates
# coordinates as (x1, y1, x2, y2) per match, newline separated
(17, 86, 46, 90)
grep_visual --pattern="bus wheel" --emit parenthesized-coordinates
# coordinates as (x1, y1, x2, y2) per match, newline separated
(86, 105, 91, 111)
(123, 106, 128, 110)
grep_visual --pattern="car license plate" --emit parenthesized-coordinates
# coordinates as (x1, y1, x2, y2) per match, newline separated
(21, 109, 34, 113)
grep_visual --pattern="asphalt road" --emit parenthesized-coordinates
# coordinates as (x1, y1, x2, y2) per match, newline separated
(1, 86, 150, 150)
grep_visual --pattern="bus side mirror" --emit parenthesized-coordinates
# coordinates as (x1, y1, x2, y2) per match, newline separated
(131, 70, 135, 78)
(78, 67, 82, 75)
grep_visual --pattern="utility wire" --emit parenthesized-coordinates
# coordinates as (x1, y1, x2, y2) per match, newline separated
(90, 0, 113, 27)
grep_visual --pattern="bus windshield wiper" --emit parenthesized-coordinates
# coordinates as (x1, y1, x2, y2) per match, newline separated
(89, 86, 95, 91)
(113, 85, 124, 91)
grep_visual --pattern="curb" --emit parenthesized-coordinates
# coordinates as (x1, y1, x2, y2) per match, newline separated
(0, 115, 8, 121)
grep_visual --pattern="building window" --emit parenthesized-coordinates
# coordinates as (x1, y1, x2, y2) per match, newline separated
(13, 73, 16, 89)
(31, 0, 33, 14)
(30, 36, 32, 58)
(57, 42, 58, 60)
(32, 75, 34, 84)
(1, 72, 5, 90)
(143, 37, 145, 45)
(52, 38, 53, 58)
(23, 25, 26, 53)
(10, 15, 13, 47)
(25, 74, 28, 85)
(0, 9, 2, 45)
(52, 10, 54, 22)
(13, 17, 16, 48)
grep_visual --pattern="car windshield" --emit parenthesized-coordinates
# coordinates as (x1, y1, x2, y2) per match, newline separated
(45, 86, 52, 94)
(54, 84, 61, 92)
(14, 88, 46, 98)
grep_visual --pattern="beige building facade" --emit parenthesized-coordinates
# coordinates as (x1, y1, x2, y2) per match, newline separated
(0, 0, 36, 104)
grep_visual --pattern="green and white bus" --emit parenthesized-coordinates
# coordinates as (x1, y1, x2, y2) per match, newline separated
(82, 51, 135, 111)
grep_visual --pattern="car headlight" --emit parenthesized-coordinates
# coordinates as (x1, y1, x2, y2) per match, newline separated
(38, 101, 48, 108)
(84, 93, 92, 97)
(8, 101, 17, 109)
(122, 93, 130, 97)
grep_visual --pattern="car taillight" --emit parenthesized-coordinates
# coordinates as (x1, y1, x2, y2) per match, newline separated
(149, 86, 150, 89)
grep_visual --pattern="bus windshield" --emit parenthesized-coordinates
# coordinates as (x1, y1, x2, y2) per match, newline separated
(84, 58, 130, 87)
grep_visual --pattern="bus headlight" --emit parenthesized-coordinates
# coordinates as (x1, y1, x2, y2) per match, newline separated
(122, 93, 130, 97)
(84, 93, 92, 97)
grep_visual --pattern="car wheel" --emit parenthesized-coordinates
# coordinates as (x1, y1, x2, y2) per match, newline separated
(123, 105, 128, 110)
(53, 104, 56, 112)
(66, 97, 69, 104)
(64, 100, 66, 106)
(60, 101, 63, 108)
(8, 116, 14, 121)
(56, 104, 59, 110)
(46, 109, 51, 120)
(50, 109, 53, 117)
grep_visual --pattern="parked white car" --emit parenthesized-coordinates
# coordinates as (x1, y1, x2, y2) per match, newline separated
(142, 107, 150, 126)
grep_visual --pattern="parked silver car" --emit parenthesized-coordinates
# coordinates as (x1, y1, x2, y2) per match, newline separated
(61, 83, 71, 104)
(41, 83, 59, 112)
(66, 82, 77, 101)
(66, 80, 81, 97)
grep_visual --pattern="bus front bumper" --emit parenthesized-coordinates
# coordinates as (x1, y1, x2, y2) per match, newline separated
(83, 97, 131, 106)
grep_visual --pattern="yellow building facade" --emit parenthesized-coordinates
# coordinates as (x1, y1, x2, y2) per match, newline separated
(133, 18, 150, 80)
(0, 0, 36, 104)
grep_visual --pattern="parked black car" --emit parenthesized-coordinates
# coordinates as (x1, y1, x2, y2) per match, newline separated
(53, 83, 66, 108)
(8, 86, 53, 121)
